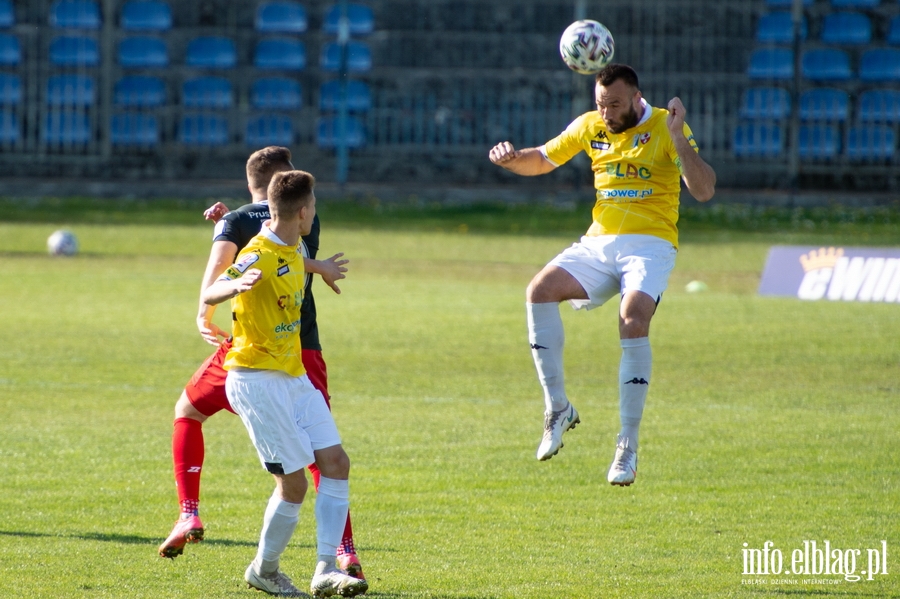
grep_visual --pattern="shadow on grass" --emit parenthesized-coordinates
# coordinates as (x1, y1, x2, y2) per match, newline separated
(0, 529, 258, 549)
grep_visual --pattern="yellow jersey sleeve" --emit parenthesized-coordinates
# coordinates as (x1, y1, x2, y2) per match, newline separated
(544, 108, 700, 248)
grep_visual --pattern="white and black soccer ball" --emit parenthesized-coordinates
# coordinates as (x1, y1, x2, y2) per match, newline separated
(559, 19, 615, 75)
(47, 229, 79, 256)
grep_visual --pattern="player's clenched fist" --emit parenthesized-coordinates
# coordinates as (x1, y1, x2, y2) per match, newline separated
(489, 141, 519, 165)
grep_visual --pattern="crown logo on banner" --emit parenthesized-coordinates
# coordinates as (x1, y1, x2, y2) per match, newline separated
(799, 247, 844, 272)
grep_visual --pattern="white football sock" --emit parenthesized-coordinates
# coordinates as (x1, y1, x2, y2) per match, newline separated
(256, 489, 301, 574)
(619, 337, 651, 450)
(526, 302, 569, 412)
(315, 477, 349, 558)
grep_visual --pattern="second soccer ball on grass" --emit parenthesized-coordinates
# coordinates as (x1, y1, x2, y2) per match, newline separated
(559, 19, 615, 75)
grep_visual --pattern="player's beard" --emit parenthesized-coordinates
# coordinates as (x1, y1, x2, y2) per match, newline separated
(606, 105, 640, 134)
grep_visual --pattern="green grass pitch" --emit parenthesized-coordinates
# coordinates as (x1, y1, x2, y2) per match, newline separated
(0, 201, 897, 598)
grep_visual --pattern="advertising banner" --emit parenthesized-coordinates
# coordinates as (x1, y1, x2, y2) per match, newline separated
(758, 246, 900, 302)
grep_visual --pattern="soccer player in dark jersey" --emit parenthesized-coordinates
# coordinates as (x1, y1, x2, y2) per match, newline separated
(159, 147, 365, 582)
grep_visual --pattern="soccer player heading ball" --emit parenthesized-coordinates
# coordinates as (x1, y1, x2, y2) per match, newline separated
(489, 64, 716, 486)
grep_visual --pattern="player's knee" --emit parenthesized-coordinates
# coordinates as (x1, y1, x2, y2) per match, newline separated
(315, 446, 350, 480)
(174, 391, 207, 422)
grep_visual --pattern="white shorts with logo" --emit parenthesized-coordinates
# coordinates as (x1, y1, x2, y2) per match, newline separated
(548, 234, 677, 310)
(225, 367, 341, 475)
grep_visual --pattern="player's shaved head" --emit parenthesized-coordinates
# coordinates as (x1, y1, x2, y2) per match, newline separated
(267, 170, 315, 217)
(246, 146, 294, 192)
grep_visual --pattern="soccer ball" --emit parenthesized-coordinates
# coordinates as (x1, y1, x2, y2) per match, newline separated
(47, 229, 79, 256)
(559, 19, 615, 75)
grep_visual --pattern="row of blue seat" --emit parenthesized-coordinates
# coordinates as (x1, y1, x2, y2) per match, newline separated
(0, 33, 373, 72)
(747, 47, 900, 81)
(733, 122, 896, 160)
(22, 1, 373, 35)
(740, 87, 900, 122)
(0, 110, 365, 148)
(0, 73, 373, 112)
(757, 11, 900, 45)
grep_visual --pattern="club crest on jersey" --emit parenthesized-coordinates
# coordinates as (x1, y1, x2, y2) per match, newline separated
(591, 130, 611, 151)
(632, 132, 651, 148)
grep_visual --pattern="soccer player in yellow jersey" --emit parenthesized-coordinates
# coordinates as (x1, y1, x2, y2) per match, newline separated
(489, 64, 716, 486)
(203, 171, 367, 598)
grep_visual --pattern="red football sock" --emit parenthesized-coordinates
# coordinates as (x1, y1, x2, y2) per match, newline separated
(172, 417, 204, 515)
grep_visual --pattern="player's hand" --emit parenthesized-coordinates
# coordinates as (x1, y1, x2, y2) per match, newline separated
(667, 97, 687, 136)
(319, 252, 349, 294)
(489, 141, 520, 165)
(197, 317, 228, 346)
(203, 201, 230, 223)
(234, 268, 263, 293)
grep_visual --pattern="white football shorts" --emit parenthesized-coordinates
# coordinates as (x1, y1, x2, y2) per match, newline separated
(226, 367, 341, 475)
(548, 234, 677, 310)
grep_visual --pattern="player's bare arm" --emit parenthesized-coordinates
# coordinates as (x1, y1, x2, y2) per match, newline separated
(196, 239, 239, 345)
(203, 201, 230, 223)
(489, 142, 557, 176)
(304, 252, 349, 294)
(666, 97, 716, 202)
(202, 268, 262, 306)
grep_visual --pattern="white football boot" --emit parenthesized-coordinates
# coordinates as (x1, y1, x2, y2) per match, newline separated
(607, 435, 637, 486)
(536, 402, 580, 461)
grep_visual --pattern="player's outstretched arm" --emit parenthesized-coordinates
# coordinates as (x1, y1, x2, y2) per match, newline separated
(304, 252, 349, 294)
(489, 142, 557, 176)
(666, 97, 716, 202)
(203, 268, 262, 306)
(196, 239, 239, 345)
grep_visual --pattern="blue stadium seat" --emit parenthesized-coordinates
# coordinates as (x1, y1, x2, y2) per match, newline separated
(319, 80, 372, 112)
(316, 116, 365, 148)
(798, 125, 840, 160)
(49, 1, 100, 29)
(857, 89, 900, 122)
(732, 123, 783, 157)
(859, 49, 900, 82)
(746, 48, 793, 80)
(251, 78, 302, 110)
(50, 36, 99, 66)
(756, 12, 805, 44)
(114, 75, 165, 107)
(323, 3, 374, 35)
(830, 0, 879, 7)
(0, 0, 14, 28)
(0, 33, 19, 66)
(254, 38, 306, 70)
(46, 74, 95, 106)
(846, 125, 895, 160)
(889, 16, 900, 46)
(43, 111, 91, 145)
(179, 114, 229, 145)
(186, 37, 236, 69)
(0, 73, 20, 105)
(739, 87, 790, 119)
(245, 115, 294, 146)
(802, 49, 852, 81)
(766, 0, 812, 6)
(111, 112, 159, 145)
(182, 76, 233, 108)
(256, 2, 307, 33)
(118, 36, 168, 67)
(121, 1, 172, 31)
(799, 88, 849, 121)
(0, 109, 17, 143)
(821, 12, 871, 45)
(320, 41, 371, 72)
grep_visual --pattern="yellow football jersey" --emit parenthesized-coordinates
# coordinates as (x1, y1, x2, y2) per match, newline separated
(543, 104, 700, 248)
(221, 228, 306, 377)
